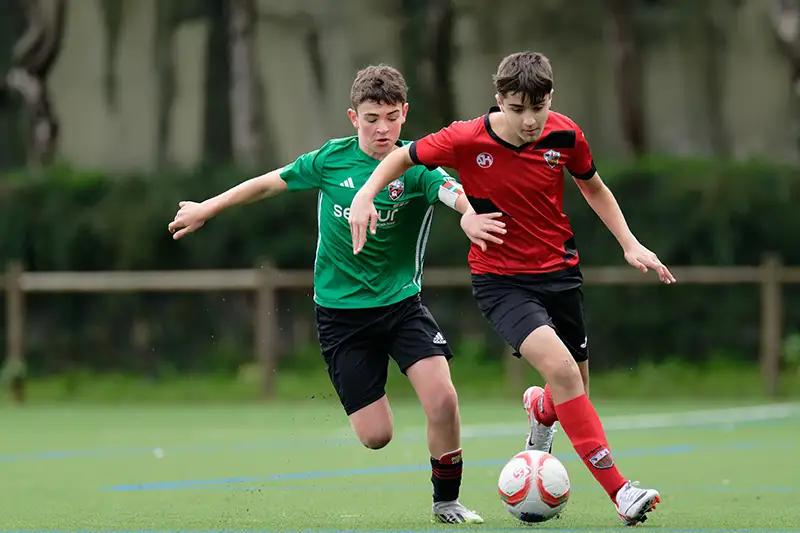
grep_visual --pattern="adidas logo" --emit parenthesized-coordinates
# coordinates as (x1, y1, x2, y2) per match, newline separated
(432, 332, 446, 345)
(339, 177, 355, 188)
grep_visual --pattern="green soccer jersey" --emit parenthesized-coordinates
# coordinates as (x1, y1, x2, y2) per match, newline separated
(279, 136, 456, 309)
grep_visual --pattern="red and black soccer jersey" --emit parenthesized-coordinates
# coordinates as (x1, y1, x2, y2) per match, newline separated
(409, 107, 597, 276)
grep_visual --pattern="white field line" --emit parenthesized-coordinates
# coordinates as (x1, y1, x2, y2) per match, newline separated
(391, 402, 800, 441)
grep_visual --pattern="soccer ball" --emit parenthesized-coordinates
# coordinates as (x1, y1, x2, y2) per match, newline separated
(498, 450, 571, 523)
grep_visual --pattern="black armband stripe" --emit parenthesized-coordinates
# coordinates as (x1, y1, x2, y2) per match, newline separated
(409, 141, 437, 171)
(570, 160, 597, 180)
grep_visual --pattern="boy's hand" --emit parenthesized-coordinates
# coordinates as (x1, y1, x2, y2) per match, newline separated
(168, 201, 212, 240)
(623, 243, 676, 284)
(348, 191, 379, 254)
(460, 212, 506, 252)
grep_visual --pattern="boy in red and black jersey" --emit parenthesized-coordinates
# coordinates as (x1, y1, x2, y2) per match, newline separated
(349, 52, 675, 526)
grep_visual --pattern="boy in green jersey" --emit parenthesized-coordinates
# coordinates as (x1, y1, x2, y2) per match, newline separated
(168, 65, 505, 524)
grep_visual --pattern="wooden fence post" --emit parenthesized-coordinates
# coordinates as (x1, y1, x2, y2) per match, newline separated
(5, 261, 25, 404)
(759, 254, 782, 397)
(255, 259, 278, 400)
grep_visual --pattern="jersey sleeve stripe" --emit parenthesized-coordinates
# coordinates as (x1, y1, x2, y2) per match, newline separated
(409, 141, 422, 165)
(409, 141, 437, 171)
(412, 205, 435, 289)
(569, 160, 597, 180)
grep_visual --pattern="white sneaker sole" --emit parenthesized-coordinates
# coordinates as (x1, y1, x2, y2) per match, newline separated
(618, 491, 660, 526)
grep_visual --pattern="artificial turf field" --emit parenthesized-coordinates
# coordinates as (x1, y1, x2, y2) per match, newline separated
(1, 399, 799, 532)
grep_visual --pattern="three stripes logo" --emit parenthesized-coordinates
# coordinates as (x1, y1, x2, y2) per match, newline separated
(339, 177, 355, 188)
(432, 332, 447, 345)
(436, 512, 465, 524)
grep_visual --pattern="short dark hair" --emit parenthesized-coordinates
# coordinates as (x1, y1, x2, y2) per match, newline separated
(350, 65, 408, 109)
(492, 52, 553, 106)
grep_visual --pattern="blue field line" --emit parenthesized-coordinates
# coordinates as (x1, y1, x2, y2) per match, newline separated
(0, 436, 357, 464)
(3, 529, 800, 533)
(103, 441, 765, 492)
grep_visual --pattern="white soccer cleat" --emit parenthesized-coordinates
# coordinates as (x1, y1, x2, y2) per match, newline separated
(431, 500, 484, 524)
(523, 386, 556, 453)
(615, 481, 661, 526)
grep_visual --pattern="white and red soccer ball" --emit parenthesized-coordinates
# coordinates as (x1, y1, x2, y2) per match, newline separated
(498, 450, 571, 523)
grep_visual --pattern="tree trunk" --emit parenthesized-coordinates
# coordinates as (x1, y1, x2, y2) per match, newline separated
(770, 0, 800, 97)
(5, 0, 66, 170)
(427, 0, 456, 129)
(228, 0, 264, 169)
(701, 0, 734, 157)
(770, 0, 800, 154)
(606, 0, 647, 157)
(400, 0, 456, 136)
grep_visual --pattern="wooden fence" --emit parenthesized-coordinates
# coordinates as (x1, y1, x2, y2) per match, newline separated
(2, 256, 798, 402)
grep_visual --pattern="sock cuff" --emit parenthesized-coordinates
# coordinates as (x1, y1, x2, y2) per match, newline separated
(432, 448, 463, 483)
(432, 448, 463, 466)
(554, 392, 590, 411)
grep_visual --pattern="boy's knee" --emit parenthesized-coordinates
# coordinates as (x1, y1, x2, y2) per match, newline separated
(348, 397, 394, 450)
(358, 428, 393, 450)
(519, 326, 583, 393)
(426, 385, 459, 424)
(548, 360, 582, 389)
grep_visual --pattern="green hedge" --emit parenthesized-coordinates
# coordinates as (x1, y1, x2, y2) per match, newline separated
(564, 156, 800, 369)
(0, 157, 798, 376)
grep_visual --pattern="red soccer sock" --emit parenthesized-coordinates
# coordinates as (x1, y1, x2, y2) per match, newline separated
(554, 394, 627, 501)
(535, 384, 558, 426)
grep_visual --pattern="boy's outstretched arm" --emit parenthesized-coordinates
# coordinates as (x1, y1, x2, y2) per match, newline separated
(363, 144, 416, 200)
(349, 145, 415, 253)
(573, 173, 676, 284)
(168, 169, 288, 240)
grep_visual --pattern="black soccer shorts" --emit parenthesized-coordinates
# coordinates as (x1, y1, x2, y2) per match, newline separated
(315, 293, 453, 415)
(471, 265, 589, 362)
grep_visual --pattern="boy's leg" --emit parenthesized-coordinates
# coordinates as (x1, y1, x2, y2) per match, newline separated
(390, 295, 483, 525)
(347, 396, 394, 449)
(549, 283, 591, 395)
(578, 360, 590, 395)
(519, 326, 660, 525)
(471, 274, 558, 451)
(471, 273, 660, 526)
(406, 357, 460, 459)
(315, 303, 393, 448)
(524, 283, 591, 434)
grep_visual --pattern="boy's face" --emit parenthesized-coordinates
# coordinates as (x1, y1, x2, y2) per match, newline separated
(348, 100, 408, 157)
(496, 91, 553, 143)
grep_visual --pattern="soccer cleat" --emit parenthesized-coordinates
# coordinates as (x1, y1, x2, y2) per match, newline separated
(523, 386, 556, 453)
(431, 500, 484, 524)
(615, 481, 661, 526)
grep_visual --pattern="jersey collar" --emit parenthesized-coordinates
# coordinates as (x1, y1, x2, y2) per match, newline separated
(483, 106, 534, 153)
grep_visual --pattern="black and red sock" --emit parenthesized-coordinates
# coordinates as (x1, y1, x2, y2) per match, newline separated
(431, 448, 463, 502)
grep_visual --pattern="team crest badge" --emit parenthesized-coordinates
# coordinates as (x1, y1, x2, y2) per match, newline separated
(543, 149, 561, 168)
(588, 448, 614, 469)
(388, 179, 405, 201)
